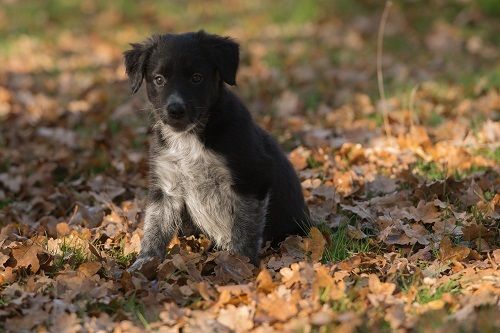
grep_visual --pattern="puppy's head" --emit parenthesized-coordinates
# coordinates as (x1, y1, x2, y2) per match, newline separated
(123, 31, 239, 132)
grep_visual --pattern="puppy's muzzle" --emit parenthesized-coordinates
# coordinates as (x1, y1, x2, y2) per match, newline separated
(167, 102, 186, 120)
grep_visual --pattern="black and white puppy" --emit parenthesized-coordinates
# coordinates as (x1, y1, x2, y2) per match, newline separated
(124, 31, 309, 269)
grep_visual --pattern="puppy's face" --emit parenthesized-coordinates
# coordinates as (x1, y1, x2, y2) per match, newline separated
(124, 31, 239, 132)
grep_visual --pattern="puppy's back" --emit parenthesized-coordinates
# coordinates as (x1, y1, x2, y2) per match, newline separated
(260, 129, 310, 243)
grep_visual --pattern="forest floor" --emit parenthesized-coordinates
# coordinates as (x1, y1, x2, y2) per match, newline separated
(0, 1, 499, 332)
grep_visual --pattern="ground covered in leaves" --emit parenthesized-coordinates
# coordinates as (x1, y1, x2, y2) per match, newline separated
(0, 1, 499, 332)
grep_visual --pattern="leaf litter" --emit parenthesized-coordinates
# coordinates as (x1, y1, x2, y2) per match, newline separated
(0, 1, 499, 332)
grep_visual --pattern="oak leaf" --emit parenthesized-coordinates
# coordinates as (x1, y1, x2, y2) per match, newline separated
(217, 305, 254, 332)
(256, 269, 276, 293)
(303, 227, 326, 262)
(439, 237, 470, 261)
(12, 243, 44, 273)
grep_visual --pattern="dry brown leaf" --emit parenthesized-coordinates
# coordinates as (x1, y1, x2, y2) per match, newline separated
(303, 227, 326, 262)
(313, 265, 336, 301)
(78, 262, 102, 277)
(462, 224, 494, 241)
(196, 281, 217, 301)
(341, 202, 373, 221)
(214, 252, 254, 283)
(12, 243, 44, 273)
(288, 146, 310, 171)
(56, 222, 71, 237)
(5, 307, 49, 331)
(120, 270, 135, 292)
(0, 251, 9, 268)
(217, 305, 254, 332)
(123, 232, 141, 255)
(0, 266, 16, 284)
(492, 249, 500, 265)
(51, 312, 82, 333)
(385, 304, 406, 329)
(258, 290, 298, 322)
(279, 263, 304, 288)
(368, 274, 396, 296)
(439, 237, 470, 261)
(256, 269, 276, 293)
(408, 200, 440, 224)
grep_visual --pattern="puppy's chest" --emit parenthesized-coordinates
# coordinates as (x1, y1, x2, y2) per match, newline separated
(153, 133, 234, 199)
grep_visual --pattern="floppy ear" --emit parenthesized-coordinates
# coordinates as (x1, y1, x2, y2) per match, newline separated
(197, 30, 240, 86)
(123, 35, 159, 94)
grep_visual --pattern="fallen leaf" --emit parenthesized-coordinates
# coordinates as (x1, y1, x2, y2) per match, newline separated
(439, 237, 470, 261)
(462, 224, 494, 241)
(12, 243, 44, 273)
(289, 146, 310, 171)
(256, 269, 276, 293)
(0, 267, 16, 284)
(78, 262, 102, 277)
(214, 252, 254, 283)
(303, 227, 326, 262)
(258, 289, 298, 322)
(56, 222, 71, 237)
(217, 305, 254, 332)
(51, 312, 82, 333)
(124, 232, 141, 255)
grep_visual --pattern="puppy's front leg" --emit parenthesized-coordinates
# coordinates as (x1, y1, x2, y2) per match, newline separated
(229, 195, 269, 265)
(129, 188, 183, 271)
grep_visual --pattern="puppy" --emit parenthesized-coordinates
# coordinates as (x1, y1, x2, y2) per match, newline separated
(124, 30, 309, 269)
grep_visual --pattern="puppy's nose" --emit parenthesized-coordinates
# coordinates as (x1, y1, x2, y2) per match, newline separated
(167, 102, 186, 119)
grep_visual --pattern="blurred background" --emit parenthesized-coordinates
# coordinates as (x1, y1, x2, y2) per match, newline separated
(0, 0, 498, 219)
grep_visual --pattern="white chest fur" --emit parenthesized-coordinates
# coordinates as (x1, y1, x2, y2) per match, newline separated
(152, 127, 239, 246)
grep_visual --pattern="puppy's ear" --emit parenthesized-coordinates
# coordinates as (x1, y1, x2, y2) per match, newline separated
(123, 35, 159, 94)
(197, 30, 239, 86)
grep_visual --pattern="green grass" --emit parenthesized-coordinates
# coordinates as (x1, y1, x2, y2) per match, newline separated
(367, 113, 384, 127)
(319, 222, 373, 263)
(475, 147, 500, 163)
(123, 295, 149, 328)
(413, 160, 447, 182)
(426, 110, 444, 127)
(263, 52, 284, 70)
(303, 89, 322, 112)
(414, 305, 500, 333)
(469, 205, 490, 226)
(0, 199, 12, 209)
(88, 147, 111, 176)
(107, 120, 122, 135)
(87, 294, 150, 328)
(319, 285, 361, 314)
(52, 239, 89, 271)
(453, 165, 490, 181)
(416, 279, 460, 304)
(106, 238, 135, 267)
(477, 0, 500, 16)
(484, 190, 495, 202)
(397, 271, 420, 293)
(306, 155, 321, 169)
(411, 159, 490, 183)
(330, 296, 358, 313)
(270, 0, 322, 24)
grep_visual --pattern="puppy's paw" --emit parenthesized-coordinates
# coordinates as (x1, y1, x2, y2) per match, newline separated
(128, 256, 148, 272)
(127, 256, 161, 278)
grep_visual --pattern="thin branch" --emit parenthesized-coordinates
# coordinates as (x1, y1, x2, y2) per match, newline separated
(408, 84, 419, 128)
(377, 1, 393, 137)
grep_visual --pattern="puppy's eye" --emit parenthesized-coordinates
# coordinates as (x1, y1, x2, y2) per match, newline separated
(191, 73, 203, 84)
(153, 75, 166, 86)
